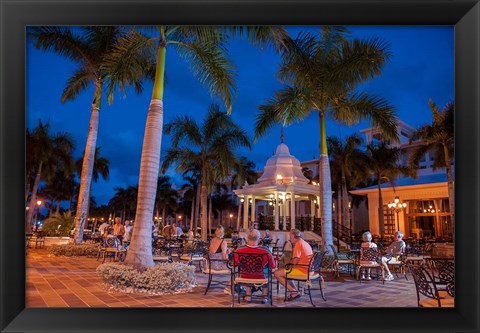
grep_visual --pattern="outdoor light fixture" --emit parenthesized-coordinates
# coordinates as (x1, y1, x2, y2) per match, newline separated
(387, 196, 407, 231)
(249, 199, 252, 204)
(240, 198, 244, 203)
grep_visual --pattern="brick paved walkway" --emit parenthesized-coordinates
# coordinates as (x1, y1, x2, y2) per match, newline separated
(26, 248, 418, 308)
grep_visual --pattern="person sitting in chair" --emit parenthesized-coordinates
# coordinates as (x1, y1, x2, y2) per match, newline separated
(274, 229, 313, 302)
(233, 228, 276, 304)
(380, 231, 406, 281)
(360, 231, 378, 280)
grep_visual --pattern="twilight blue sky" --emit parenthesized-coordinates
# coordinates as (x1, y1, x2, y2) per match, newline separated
(26, 26, 454, 205)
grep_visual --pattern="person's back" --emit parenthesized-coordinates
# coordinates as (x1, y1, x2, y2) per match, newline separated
(360, 231, 378, 265)
(234, 245, 275, 279)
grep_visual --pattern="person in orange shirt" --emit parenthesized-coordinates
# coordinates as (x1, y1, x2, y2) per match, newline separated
(274, 229, 313, 301)
(113, 217, 125, 244)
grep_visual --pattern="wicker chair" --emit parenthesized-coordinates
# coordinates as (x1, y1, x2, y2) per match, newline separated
(284, 251, 327, 306)
(230, 252, 274, 306)
(356, 247, 385, 283)
(407, 264, 454, 307)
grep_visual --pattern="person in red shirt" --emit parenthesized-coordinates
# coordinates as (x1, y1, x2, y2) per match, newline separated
(274, 229, 313, 301)
(233, 228, 276, 304)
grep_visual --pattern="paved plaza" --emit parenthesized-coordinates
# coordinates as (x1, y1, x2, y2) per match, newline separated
(26, 248, 418, 308)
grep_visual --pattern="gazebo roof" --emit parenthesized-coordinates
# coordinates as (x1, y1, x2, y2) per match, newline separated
(234, 140, 319, 200)
(256, 142, 310, 186)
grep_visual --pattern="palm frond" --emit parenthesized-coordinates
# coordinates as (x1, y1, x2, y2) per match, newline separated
(176, 40, 237, 113)
(28, 26, 92, 65)
(229, 26, 291, 52)
(61, 68, 94, 103)
(164, 115, 202, 147)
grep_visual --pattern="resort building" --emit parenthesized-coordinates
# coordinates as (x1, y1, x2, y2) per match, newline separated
(231, 120, 452, 243)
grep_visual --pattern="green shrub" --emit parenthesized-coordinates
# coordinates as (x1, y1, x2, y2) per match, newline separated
(42, 212, 75, 236)
(96, 262, 196, 294)
(49, 243, 100, 257)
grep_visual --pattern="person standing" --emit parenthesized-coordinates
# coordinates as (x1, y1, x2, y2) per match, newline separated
(172, 223, 184, 238)
(113, 217, 125, 244)
(124, 220, 134, 243)
(274, 229, 313, 301)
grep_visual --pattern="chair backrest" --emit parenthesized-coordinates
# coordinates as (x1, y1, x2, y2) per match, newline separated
(207, 252, 229, 272)
(360, 247, 380, 262)
(234, 252, 272, 277)
(407, 264, 441, 306)
(427, 258, 454, 297)
(105, 237, 118, 248)
(310, 251, 326, 273)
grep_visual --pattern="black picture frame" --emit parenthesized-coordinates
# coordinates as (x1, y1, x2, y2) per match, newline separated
(1, 0, 479, 332)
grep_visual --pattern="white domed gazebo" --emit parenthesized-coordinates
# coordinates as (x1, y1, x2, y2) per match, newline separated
(233, 136, 321, 231)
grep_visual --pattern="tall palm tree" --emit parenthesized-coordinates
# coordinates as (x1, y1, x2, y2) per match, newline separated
(254, 27, 398, 251)
(366, 141, 416, 236)
(26, 120, 75, 232)
(181, 174, 200, 230)
(106, 26, 289, 268)
(327, 133, 368, 230)
(162, 105, 251, 242)
(29, 26, 153, 244)
(154, 176, 179, 229)
(108, 186, 137, 222)
(42, 170, 78, 214)
(231, 157, 259, 230)
(75, 146, 110, 220)
(409, 100, 454, 226)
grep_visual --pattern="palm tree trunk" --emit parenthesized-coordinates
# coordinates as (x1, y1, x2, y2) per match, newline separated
(319, 112, 333, 251)
(189, 195, 195, 230)
(200, 183, 208, 241)
(341, 175, 349, 228)
(56, 202, 60, 215)
(208, 195, 213, 235)
(195, 183, 201, 235)
(377, 179, 385, 237)
(74, 82, 102, 245)
(26, 161, 43, 232)
(125, 99, 164, 269)
(125, 32, 167, 269)
(236, 200, 241, 232)
(443, 145, 455, 229)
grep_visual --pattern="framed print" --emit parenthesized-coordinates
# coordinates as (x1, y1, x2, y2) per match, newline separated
(1, 0, 479, 332)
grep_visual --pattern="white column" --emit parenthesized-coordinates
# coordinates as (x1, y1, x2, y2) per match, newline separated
(274, 191, 279, 230)
(251, 196, 256, 224)
(316, 196, 321, 217)
(243, 196, 249, 230)
(291, 191, 296, 230)
(310, 199, 315, 218)
(282, 193, 287, 231)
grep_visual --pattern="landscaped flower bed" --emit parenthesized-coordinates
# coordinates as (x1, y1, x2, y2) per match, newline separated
(96, 262, 196, 295)
(49, 243, 100, 257)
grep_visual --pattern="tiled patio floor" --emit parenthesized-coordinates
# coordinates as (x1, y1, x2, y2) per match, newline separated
(26, 248, 418, 308)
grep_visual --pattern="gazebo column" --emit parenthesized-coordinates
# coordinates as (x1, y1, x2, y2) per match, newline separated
(290, 191, 296, 230)
(243, 195, 249, 230)
(250, 196, 256, 225)
(282, 193, 287, 231)
(274, 191, 280, 230)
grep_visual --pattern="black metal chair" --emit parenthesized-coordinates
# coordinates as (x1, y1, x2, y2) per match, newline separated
(356, 247, 385, 283)
(203, 253, 231, 295)
(99, 237, 126, 262)
(407, 263, 454, 307)
(330, 244, 356, 278)
(230, 252, 273, 306)
(180, 240, 208, 271)
(284, 251, 327, 306)
(425, 258, 454, 298)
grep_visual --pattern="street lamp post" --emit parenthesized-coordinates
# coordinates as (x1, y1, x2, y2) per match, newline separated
(34, 200, 42, 232)
(387, 196, 407, 231)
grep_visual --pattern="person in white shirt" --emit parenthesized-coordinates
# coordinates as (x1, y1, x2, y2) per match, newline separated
(124, 220, 134, 242)
(172, 223, 184, 238)
(98, 221, 110, 236)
